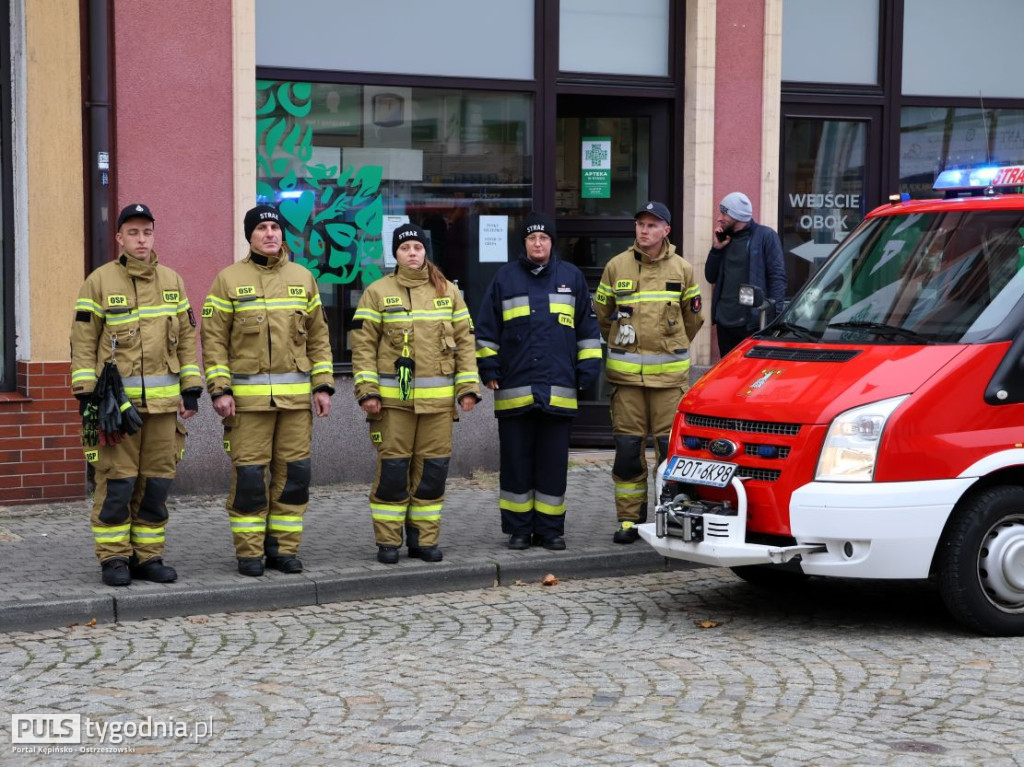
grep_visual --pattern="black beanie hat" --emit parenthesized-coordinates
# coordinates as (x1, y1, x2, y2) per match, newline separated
(522, 211, 556, 242)
(392, 223, 427, 254)
(244, 205, 282, 241)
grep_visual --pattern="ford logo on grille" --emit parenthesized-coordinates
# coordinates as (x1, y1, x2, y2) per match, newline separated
(708, 438, 738, 458)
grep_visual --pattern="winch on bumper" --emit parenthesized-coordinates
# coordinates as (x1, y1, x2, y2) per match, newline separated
(637, 476, 824, 567)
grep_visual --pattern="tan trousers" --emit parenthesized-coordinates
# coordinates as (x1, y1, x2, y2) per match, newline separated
(609, 385, 684, 523)
(367, 407, 453, 547)
(86, 411, 184, 563)
(223, 408, 312, 559)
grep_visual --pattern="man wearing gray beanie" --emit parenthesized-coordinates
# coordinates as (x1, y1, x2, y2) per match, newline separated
(705, 191, 786, 357)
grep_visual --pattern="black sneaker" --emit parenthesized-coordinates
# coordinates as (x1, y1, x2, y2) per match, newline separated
(613, 521, 640, 544)
(101, 557, 131, 587)
(377, 546, 400, 564)
(129, 557, 178, 583)
(410, 546, 443, 562)
(266, 555, 303, 573)
(237, 557, 265, 577)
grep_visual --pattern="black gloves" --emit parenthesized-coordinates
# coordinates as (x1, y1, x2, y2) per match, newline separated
(181, 388, 202, 413)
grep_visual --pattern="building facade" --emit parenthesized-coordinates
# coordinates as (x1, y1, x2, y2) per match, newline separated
(1, 0, 1021, 502)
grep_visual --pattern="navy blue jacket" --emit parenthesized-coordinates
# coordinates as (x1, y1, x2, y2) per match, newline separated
(475, 254, 602, 418)
(706, 220, 787, 330)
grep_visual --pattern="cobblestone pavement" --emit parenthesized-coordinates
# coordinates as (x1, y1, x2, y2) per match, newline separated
(3, 568, 1023, 766)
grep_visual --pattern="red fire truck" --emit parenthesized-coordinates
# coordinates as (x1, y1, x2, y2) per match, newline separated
(642, 165, 1024, 635)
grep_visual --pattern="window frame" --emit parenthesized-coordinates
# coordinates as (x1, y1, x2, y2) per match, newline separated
(1, 0, 15, 391)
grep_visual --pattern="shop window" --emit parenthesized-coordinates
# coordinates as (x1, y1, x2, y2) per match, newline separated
(256, 0, 534, 80)
(903, 0, 1024, 98)
(781, 0, 879, 86)
(559, 0, 669, 77)
(900, 107, 1024, 198)
(256, 80, 534, 367)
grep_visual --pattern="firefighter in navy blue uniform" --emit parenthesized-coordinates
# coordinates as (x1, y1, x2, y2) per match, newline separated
(70, 203, 202, 587)
(475, 212, 602, 550)
(201, 205, 335, 577)
(594, 202, 704, 543)
(351, 223, 481, 564)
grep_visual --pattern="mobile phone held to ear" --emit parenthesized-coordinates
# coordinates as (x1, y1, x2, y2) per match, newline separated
(715, 230, 727, 243)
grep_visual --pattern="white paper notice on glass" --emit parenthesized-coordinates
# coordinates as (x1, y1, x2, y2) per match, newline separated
(479, 216, 508, 263)
(382, 214, 410, 268)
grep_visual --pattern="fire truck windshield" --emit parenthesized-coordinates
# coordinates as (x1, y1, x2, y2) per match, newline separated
(779, 210, 1024, 344)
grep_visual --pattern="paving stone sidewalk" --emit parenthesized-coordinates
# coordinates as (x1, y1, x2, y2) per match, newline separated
(0, 451, 677, 633)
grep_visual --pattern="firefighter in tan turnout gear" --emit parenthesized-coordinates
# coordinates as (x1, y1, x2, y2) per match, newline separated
(351, 223, 481, 564)
(71, 203, 202, 586)
(594, 201, 704, 543)
(201, 205, 334, 577)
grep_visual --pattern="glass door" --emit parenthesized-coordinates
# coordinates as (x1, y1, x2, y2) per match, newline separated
(554, 96, 673, 446)
(780, 106, 881, 297)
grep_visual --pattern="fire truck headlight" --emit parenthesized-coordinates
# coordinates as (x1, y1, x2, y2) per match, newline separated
(815, 395, 908, 482)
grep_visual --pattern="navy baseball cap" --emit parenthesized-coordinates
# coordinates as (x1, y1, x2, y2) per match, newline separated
(636, 201, 671, 224)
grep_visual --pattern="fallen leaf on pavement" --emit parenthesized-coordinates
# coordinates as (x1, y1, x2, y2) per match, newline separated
(694, 619, 720, 629)
(542, 574, 559, 586)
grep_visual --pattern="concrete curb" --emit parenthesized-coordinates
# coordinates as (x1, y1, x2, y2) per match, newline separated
(0, 549, 691, 633)
(0, 596, 116, 633)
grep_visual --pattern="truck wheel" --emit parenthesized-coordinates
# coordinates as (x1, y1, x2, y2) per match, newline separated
(730, 563, 808, 588)
(937, 486, 1024, 636)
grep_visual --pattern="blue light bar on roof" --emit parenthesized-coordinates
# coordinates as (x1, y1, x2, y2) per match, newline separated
(934, 164, 1024, 191)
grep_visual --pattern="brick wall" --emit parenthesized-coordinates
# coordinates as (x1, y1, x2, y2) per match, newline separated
(0, 361, 86, 504)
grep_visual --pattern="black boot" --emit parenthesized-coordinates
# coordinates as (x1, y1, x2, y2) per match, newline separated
(237, 557, 265, 576)
(377, 546, 400, 564)
(508, 534, 531, 550)
(129, 556, 178, 583)
(410, 546, 443, 562)
(613, 521, 640, 544)
(266, 555, 303, 573)
(101, 557, 131, 587)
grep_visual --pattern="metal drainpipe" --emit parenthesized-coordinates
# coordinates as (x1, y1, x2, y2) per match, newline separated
(84, 0, 113, 271)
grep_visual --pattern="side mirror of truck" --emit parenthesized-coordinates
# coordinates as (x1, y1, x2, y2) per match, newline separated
(739, 284, 765, 308)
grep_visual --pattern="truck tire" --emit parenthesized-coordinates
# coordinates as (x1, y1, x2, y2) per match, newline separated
(937, 485, 1024, 636)
(730, 562, 808, 588)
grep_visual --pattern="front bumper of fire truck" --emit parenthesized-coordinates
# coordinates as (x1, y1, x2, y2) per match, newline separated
(638, 476, 976, 578)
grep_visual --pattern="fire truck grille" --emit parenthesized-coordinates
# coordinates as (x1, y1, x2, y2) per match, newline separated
(685, 413, 801, 436)
(736, 466, 782, 482)
(680, 436, 791, 460)
(744, 443, 791, 459)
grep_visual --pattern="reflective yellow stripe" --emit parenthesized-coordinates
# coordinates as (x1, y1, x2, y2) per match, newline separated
(268, 515, 303, 531)
(549, 394, 578, 410)
(494, 394, 534, 411)
(476, 347, 498, 358)
(379, 384, 454, 400)
(92, 523, 130, 543)
(370, 503, 407, 520)
(499, 497, 533, 512)
(130, 527, 165, 543)
(502, 305, 530, 321)
(233, 383, 312, 397)
(231, 516, 266, 534)
(535, 499, 566, 515)
(615, 482, 647, 497)
(124, 384, 180, 400)
(577, 348, 603, 361)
